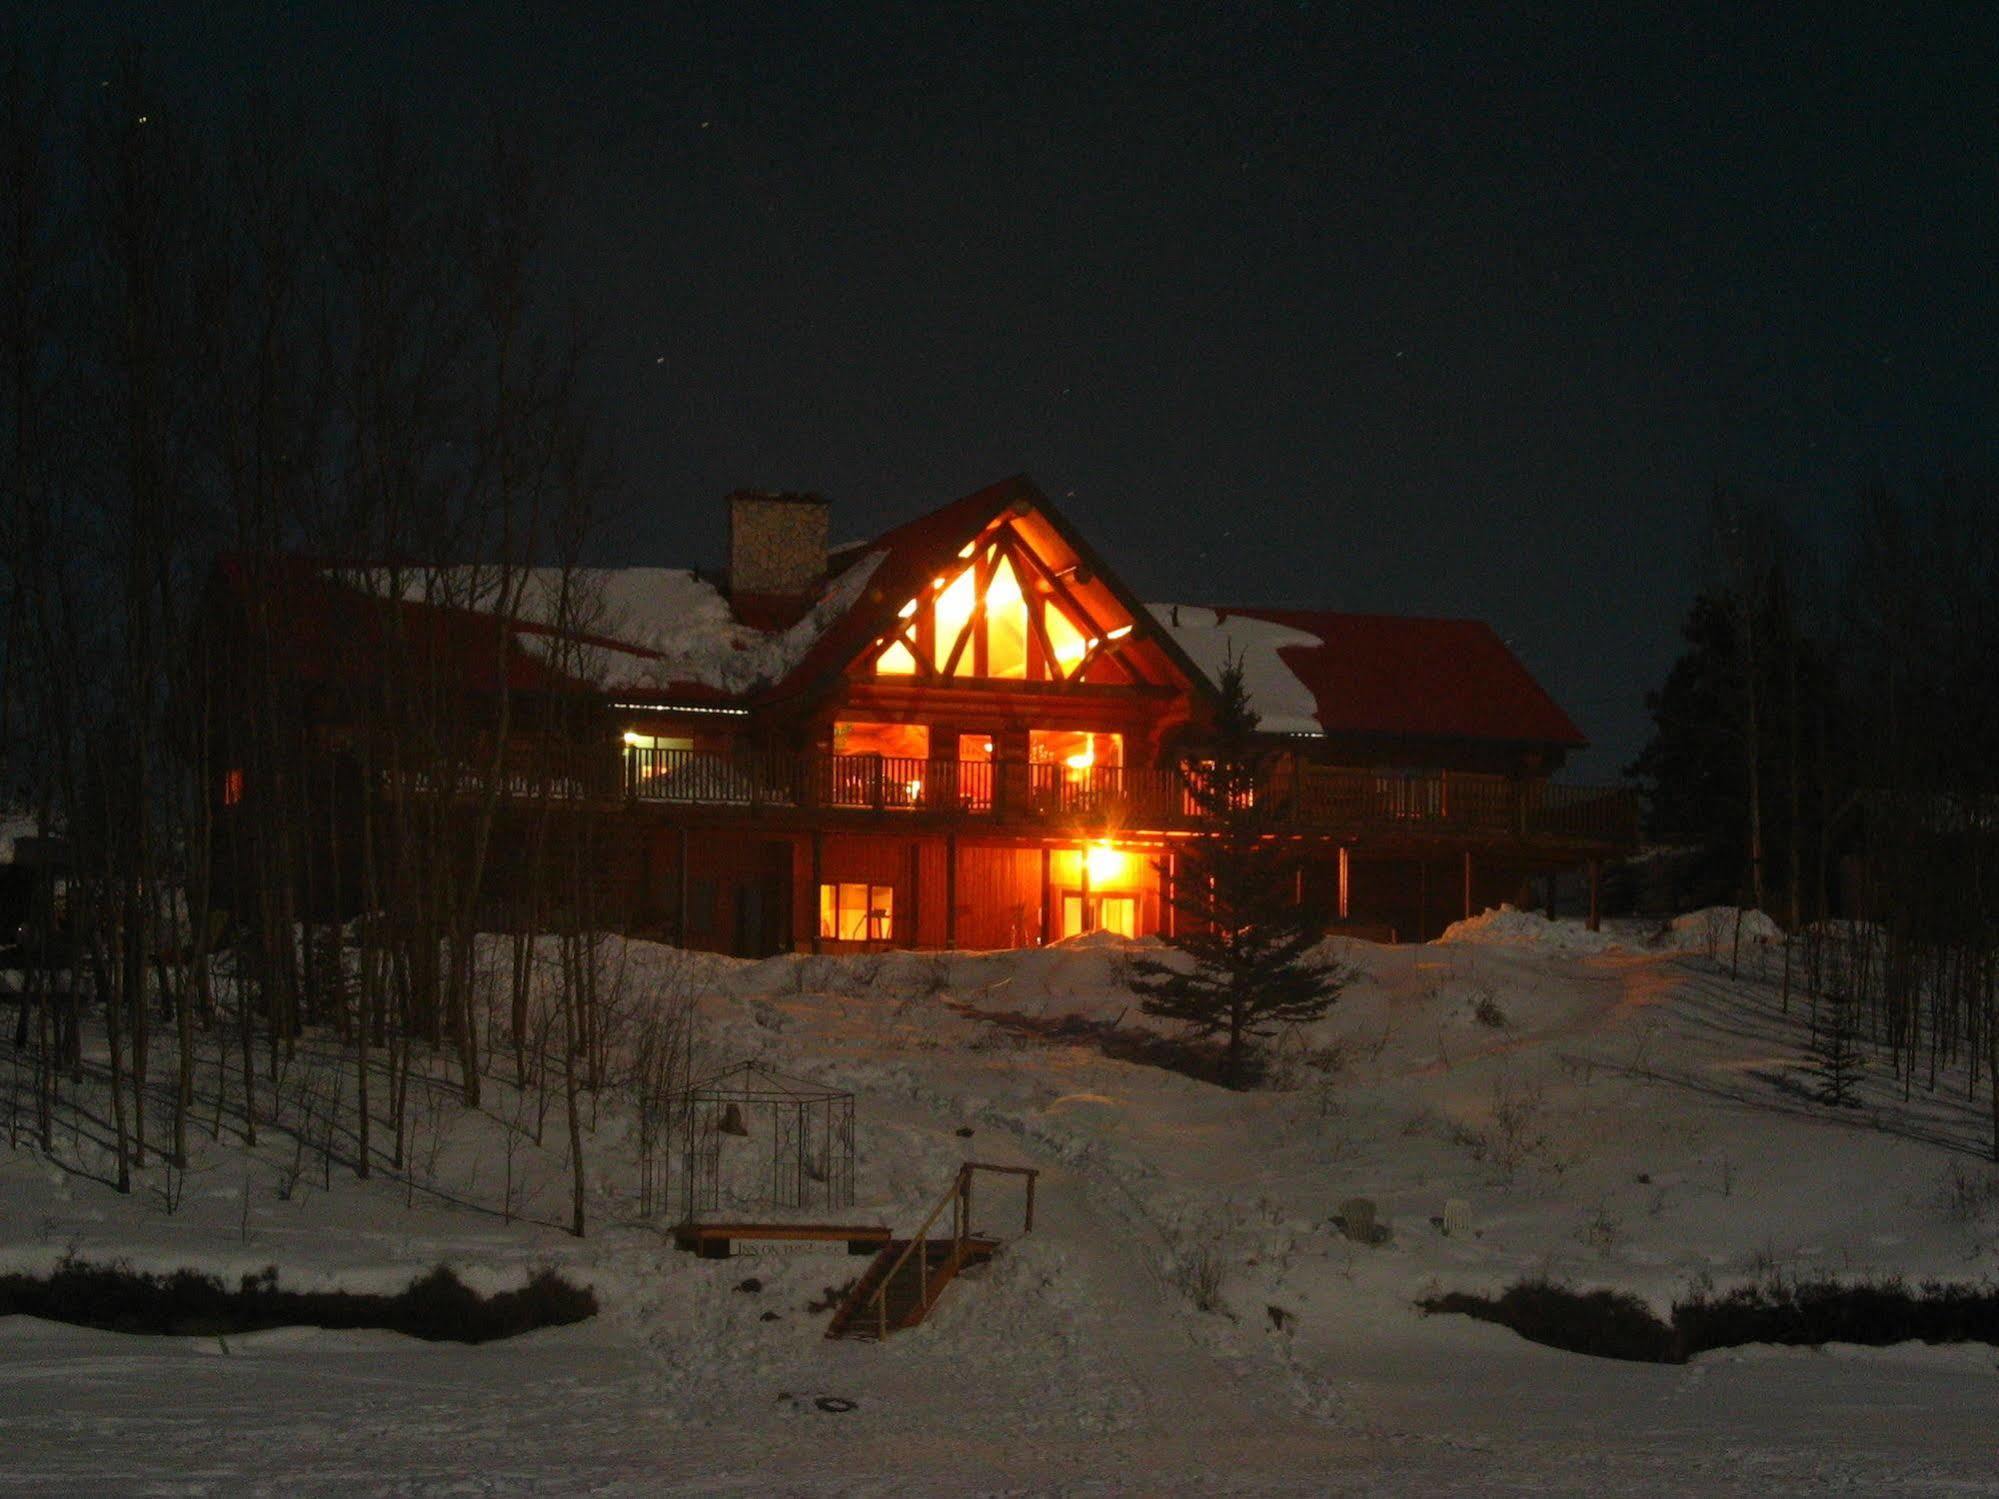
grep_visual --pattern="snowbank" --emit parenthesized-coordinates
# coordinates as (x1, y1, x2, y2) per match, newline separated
(1666, 906, 1782, 950)
(1436, 904, 1623, 954)
(0, 811, 42, 864)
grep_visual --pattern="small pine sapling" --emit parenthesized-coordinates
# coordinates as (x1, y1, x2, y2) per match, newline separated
(1805, 985, 1866, 1107)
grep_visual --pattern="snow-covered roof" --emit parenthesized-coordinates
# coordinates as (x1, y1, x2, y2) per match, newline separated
(333, 556, 884, 698)
(1150, 603, 1587, 748)
(221, 478, 1584, 748)
(1145, 605, 1326, 735)
(516, 558, 882, 696)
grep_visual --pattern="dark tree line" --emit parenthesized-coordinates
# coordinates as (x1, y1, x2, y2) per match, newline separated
(0, 47, 687, 1226)
(1634, 482, 1999, 1152)
(1631, 482, 1999, 926)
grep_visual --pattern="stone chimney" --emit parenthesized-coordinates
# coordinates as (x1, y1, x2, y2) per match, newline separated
(727, 490, 828, 601)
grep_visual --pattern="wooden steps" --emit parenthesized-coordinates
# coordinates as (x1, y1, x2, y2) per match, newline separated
(817, 1162, 1039, 1341)
(825, 1235, 998, 1340)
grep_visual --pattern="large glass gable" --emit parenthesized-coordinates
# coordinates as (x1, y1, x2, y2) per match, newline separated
(869, 524, 1139, 685)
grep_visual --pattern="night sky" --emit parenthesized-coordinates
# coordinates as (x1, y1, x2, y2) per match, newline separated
(27, 4, 1999, 776)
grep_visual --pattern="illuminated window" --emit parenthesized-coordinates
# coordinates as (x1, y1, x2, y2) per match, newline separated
(934, 568, 977, 673)
(954, 732, 995, 809)
(221, 769, 245, 807)
(1053, 843, 1143, 938)
(1030, 730, 1122, 781)
(1045, 604, 1089, 677)
(1099, 896, 1137, 937)
(871, 524, 1135, 683)
(1052, 843, 1138, 889)
(818, 882, 894, 942)
(832, 723, 931, 806)
(623, 732, 692, 788)
(833, 721, 930, 760)
(985, 552, 1028, 679)
(1060, 893, 1138, 940)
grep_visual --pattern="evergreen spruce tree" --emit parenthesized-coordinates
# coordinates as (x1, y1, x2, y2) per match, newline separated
(1804, 986, 1866, 1107)
(1129, 657, 1347, 1088)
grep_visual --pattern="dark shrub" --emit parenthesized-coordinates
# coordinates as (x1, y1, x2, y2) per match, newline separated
(1425, 1274, 1999, 1363)
(0, 1257, 595, 1343)
(1674, 1276, 1999, 1353)
(1422, 1280, 1681, 1363)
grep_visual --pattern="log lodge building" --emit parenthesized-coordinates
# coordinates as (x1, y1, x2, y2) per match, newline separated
(203, 477, 1636, 956)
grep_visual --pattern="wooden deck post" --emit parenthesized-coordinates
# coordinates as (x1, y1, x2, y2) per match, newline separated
(1545, 870, 1557, 921)
(678, 826, 691, 943)
(945, 831, 959, 949)
(1078, 840, 1091, 933)
(1462, 849, 1474, 921)
(1587, 859, 1602, 933)
(1039, 845, 1053, 946)
(1337, 846, 1350, 921)
(809, 830, 824, 955)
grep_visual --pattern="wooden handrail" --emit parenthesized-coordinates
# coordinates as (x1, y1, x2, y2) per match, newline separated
(387, 750, 1640, 849)
(861, 1161, 1040, 1338)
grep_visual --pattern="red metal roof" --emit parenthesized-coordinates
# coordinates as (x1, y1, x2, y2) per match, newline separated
(1208, 606, 1587, 748)
(209, 555, 652, 696)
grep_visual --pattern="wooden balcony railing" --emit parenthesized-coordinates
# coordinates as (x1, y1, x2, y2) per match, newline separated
(602, 749, 1639, 848)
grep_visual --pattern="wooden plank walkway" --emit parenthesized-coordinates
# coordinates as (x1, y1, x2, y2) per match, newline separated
(671, 1222, 891, 1259)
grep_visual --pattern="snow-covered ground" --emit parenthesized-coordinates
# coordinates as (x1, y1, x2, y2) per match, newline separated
(5, 909, 1999, 1495)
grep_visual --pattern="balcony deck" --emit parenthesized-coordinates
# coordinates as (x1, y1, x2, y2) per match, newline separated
(470, 750, 1639, 854)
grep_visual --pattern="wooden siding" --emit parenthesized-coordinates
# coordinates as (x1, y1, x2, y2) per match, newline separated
(954, 845, 1046, 950)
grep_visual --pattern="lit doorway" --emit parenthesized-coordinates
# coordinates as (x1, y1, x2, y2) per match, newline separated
(1059, 892, 1138, 939)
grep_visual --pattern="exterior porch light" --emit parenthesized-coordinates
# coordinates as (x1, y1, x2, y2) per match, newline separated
(1085, 841, 1125, 885)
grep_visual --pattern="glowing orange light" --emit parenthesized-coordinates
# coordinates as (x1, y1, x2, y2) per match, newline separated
(1084, 842, 1125, 884)
(1064, 747, 1095, 771)
(988, 556, 1023, 606)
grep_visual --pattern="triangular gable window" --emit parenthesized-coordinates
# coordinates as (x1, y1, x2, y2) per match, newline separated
(868, 520, 1148, 685)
